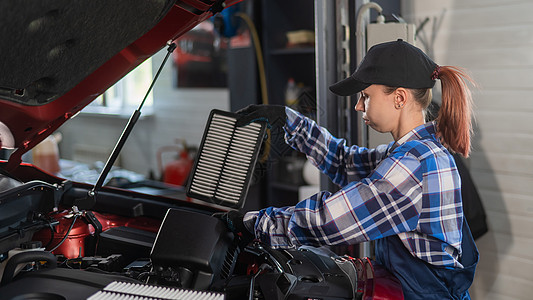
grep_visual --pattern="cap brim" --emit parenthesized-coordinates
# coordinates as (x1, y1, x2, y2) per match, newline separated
(329, 76, 371, 96)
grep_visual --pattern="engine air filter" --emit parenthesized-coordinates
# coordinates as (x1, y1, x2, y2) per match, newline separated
(186, 109, 266, 208)
(88, 281, 224, 300)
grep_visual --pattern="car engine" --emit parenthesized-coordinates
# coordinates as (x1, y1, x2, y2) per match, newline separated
(0, 170, 366, 300)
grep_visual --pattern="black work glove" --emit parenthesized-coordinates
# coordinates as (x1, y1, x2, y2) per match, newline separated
(235, 104, 287, 128)
(213, 210, 255, 246)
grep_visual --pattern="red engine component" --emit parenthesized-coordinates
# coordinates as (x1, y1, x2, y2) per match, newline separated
(33, 211, 94, 259)
(33, 210, 161, 259)
(91, 211, 161, 233)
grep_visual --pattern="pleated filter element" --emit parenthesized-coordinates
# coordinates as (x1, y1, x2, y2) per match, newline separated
(87, 281, 225, 300)
(186, 109, 266, 208)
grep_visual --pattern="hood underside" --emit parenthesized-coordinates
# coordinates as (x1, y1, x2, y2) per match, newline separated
(0, 0, 173, 106)
(0, 0, 238, 169)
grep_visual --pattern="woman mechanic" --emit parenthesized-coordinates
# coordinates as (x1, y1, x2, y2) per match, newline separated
(221, 39, 479, 299)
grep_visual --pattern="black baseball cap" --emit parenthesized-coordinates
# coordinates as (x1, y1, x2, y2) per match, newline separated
(329, 39, 438, 96)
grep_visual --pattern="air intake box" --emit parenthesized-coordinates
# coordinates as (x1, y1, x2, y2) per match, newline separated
(97, 226, 156, 265)
(150, 208, 237, 290)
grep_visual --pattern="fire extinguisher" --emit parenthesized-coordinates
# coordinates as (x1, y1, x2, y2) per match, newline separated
(157, 139, 194, 186)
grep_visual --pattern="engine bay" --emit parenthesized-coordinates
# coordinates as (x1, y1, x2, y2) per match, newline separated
(0, 169, 367, 300)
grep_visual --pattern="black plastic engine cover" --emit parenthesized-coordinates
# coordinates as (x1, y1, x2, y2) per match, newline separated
(150, 208, 236, 290)
(97, 226, 156, 265)
(256, 246, 356, 300)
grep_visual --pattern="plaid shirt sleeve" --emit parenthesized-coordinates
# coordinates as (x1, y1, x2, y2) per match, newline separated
(245, 147, 423, 249)
(282, 108, 391, 186)
(243, 109, 464, 268)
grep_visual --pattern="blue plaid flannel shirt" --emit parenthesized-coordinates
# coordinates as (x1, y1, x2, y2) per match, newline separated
(244, 108, 465, 268)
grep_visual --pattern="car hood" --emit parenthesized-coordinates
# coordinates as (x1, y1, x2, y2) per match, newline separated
(0, 0, 240, 170)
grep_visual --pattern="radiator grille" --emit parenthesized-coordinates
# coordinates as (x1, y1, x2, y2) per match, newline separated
(186, 110, 266, 208)
(87, 281, 224, 300)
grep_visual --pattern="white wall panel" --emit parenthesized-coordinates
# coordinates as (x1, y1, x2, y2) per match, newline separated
(472, 171, 533, 196)
(475, 112, 533, 135)
(470, 152, 533, 176)
(472, 132, 533, 155)
(479, 190, 533, 218)
(477, 231, 533, 261)
(474, 90, 533, 111)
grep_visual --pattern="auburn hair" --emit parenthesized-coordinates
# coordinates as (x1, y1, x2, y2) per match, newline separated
(435, 66, 475, 157)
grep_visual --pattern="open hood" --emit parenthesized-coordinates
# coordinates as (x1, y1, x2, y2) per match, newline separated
(0, 0, 241, 170)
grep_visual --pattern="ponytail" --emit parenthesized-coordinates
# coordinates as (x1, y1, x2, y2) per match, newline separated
(435, 66, 475, 157)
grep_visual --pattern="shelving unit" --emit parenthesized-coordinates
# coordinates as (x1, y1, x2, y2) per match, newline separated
(259, 0, 316, 207)
(260, 0, 316, 106)
(269, 47, 315, 56)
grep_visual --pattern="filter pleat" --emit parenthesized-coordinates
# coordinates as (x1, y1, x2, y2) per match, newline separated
(88, 281, 225, 299)
(186, 110, 266, 208)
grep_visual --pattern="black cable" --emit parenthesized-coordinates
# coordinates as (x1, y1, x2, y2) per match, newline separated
(43, 218, 56, 249)
(48, 214, 79, 252)
(85, 267, 124, 276)
(63, 257, 82, 269)
(137, 271, 153, 282)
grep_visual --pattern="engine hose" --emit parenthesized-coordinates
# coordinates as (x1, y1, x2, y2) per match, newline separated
(1, 250, 57, 285)
(48, 214, 79, 252)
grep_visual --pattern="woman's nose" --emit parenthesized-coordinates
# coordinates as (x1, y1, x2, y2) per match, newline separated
(355, 97, 364, 112)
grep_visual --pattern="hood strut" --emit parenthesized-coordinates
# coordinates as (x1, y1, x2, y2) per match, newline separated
(78, 41, 177, 208)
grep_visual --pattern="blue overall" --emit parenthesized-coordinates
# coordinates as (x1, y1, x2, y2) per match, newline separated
(375, 219, 479, 299)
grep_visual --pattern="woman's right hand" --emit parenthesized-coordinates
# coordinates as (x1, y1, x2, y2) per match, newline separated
(235, 104, 286, 127)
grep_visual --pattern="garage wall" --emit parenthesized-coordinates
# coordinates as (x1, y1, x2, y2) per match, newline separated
(402, 1, 533, 299)
(58, 50, 230, 178)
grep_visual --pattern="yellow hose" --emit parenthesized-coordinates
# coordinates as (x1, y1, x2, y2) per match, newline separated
(234, 12, 271, 163)
(235, 12, 268, 105)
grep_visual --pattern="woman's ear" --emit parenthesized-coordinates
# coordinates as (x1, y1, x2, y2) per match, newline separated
(394, 88, 408, 109)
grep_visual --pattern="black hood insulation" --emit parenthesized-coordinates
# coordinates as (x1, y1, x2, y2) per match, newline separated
(0, 0, 174, 105)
